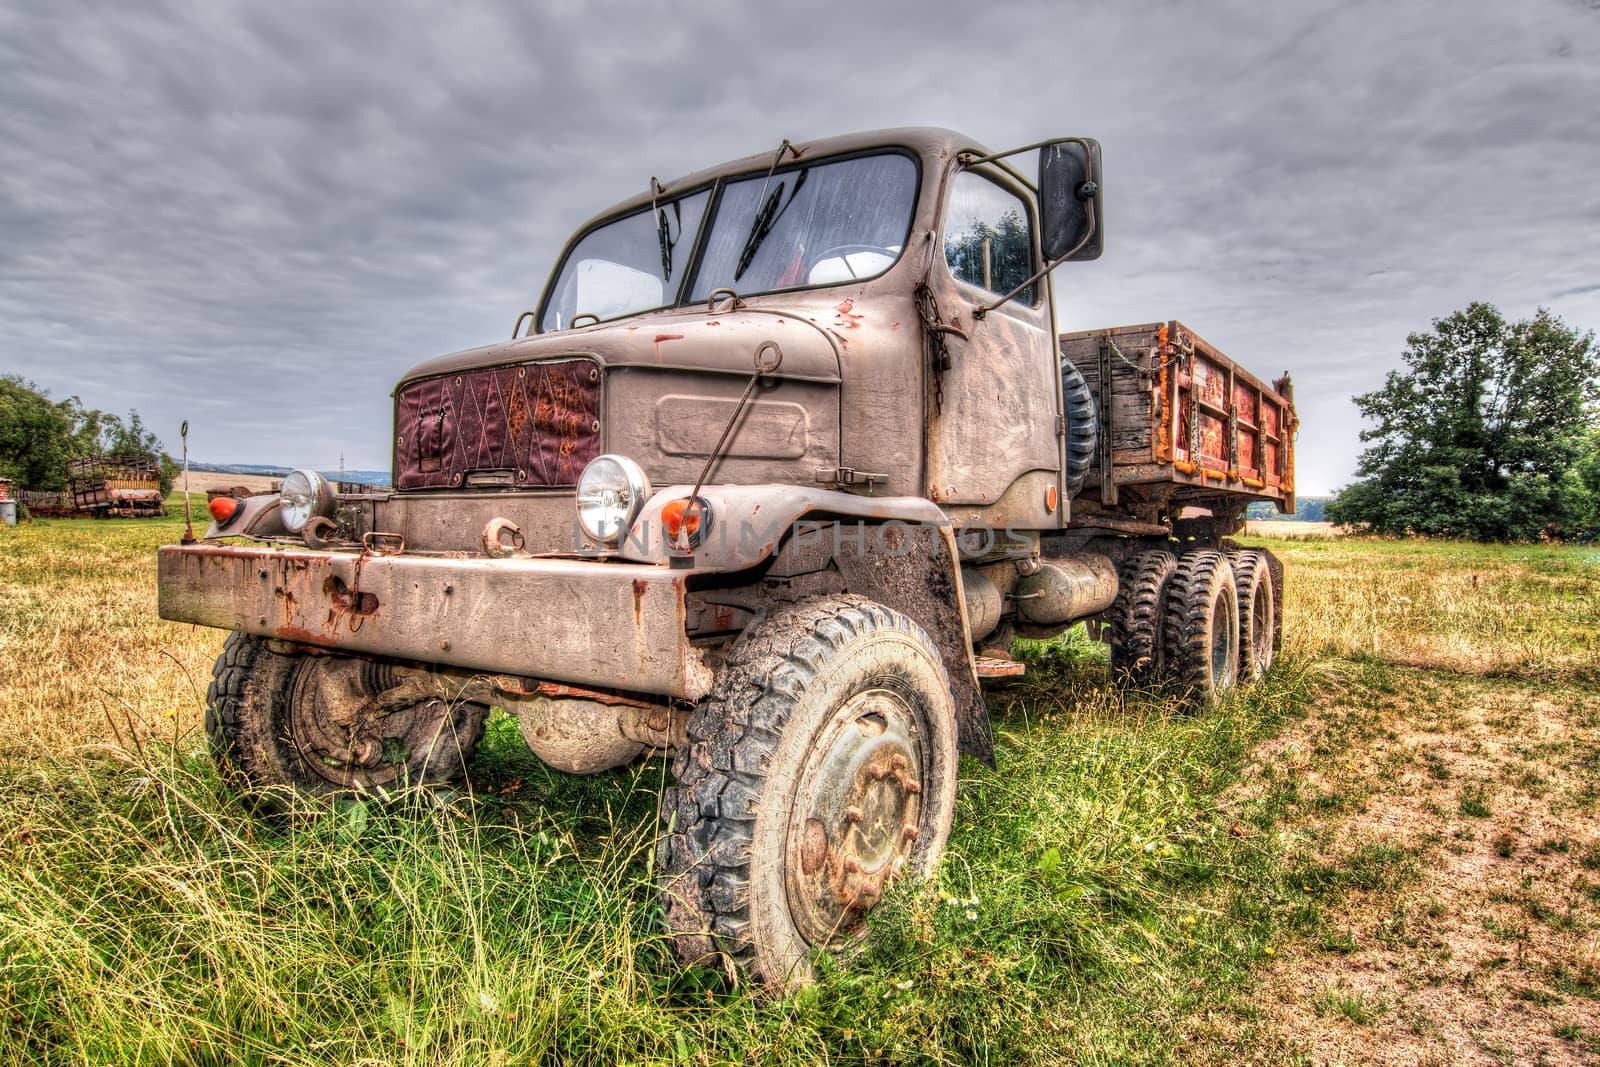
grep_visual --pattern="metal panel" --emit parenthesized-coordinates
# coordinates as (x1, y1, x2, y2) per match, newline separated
(157, 544, 714, 700)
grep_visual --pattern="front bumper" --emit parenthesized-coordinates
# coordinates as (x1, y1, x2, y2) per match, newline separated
(157, 544, 714, 700)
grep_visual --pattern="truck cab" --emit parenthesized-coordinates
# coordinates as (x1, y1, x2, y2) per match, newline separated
(159, 128, 1290, 989)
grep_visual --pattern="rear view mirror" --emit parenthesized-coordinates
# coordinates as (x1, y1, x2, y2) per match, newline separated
(1038, 139, 1103, 262)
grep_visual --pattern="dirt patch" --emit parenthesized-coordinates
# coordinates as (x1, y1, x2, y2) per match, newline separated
(1240, 675, 1600, 1064)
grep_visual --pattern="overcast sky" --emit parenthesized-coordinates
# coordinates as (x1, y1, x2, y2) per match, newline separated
(4, 0, 1598, 494)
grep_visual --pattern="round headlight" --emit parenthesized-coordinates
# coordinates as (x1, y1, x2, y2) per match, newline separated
(576, 454, 650, 544)
(279, 468, 336, 533)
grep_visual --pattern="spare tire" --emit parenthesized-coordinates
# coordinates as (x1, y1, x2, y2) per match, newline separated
(1061, 358, 1098, 498)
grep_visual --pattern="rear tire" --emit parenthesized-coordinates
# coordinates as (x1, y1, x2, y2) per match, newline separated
(1227, 548, 1276, 679)
(205, 632, 486, 804)
(1163, 551, 1239, 704)
(659, 595, 959, 990)
(1106, 549, 1177, 680)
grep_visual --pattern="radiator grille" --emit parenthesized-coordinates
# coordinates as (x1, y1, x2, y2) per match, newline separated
(394, 359, 601, 490)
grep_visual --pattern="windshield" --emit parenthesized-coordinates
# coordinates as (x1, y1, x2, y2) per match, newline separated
(540, 189, 710, 332)
(691, 152, 918, 300)
(538, 151, 919, 331)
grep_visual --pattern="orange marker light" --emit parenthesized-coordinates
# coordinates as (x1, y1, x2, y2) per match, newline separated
(208, 496, 241, 525)
(661, 497, 707, 545)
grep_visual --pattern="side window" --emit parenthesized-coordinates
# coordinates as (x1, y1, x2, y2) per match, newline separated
(943, 171, 1036, 304)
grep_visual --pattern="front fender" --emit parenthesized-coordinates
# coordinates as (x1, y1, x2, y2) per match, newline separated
(620, 484, 947, 570)
(621, 484, 994, 765)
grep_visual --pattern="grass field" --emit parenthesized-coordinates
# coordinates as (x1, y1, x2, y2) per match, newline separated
(1, 501, 1597, 1065)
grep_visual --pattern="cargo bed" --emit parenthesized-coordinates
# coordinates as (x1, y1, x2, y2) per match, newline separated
(1060, 321, 1296, 518)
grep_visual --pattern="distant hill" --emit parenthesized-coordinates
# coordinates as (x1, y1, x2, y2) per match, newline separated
(1247, 495, 1330, 522)
(191, 462, 391, 487)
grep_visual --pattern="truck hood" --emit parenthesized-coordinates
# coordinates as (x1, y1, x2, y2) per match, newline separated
(396, 303, 844, 389)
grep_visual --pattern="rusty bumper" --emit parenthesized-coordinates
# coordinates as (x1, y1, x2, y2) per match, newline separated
(157, 544, 714, 700)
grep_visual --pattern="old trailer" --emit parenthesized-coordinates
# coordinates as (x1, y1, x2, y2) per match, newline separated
(1060, 320, 1296, 528)
(69, 455, 165, 517)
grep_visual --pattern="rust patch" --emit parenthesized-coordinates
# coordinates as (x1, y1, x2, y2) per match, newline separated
(324, 575, 379, 616)
(631, 577, 648, 628)
(652, 333, 685, 361)
(533, 681, 655, 708)
(833, 299, 863, 329)
(272, 624, 328, 645)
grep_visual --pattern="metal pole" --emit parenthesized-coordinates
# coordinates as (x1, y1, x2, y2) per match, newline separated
(180, 420, 195, 545)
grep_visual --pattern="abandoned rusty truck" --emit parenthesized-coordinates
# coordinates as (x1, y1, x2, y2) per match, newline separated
(158, 128, 1295, 989)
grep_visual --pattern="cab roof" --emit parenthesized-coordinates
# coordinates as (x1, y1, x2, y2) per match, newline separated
(570, 126, 985, 234)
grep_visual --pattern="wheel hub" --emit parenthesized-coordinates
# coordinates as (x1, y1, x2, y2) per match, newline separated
(785, 688, 925, 947)
(288, 659, 441, 789)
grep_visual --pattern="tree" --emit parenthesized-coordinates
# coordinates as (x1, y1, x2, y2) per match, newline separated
(0, 376, 77, 491)
(1328, 303, 1599, 540)
(1574, 422, 1600, 530)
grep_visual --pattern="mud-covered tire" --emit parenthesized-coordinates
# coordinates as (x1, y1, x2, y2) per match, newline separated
(1263, 548, 1285, 654)
(659, 595, 959, 990)
(1061, 358, 1099, 498)
(1106, 549, 1178, 680)
(205, 631, 486, 803)
(1163, 551, 1240, 704)
(1227, 548, 1276, 679)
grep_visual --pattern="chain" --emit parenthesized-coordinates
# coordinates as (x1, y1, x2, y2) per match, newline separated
(915, 283, 952, 414)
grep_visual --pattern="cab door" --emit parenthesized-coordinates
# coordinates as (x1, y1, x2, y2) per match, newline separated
(922, 166, 1061, 519)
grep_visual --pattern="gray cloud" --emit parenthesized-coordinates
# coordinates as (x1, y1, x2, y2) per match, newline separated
(2, 0, 1598, 493)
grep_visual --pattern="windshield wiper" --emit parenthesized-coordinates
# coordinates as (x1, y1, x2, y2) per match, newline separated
(651, 177, 676, 282)
(735, 169, 807, 281)
(733, 138, 806, 282)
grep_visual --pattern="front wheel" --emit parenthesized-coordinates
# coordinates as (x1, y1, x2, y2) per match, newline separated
(205, 632, 486, 804)
(659, 595, 959, 990)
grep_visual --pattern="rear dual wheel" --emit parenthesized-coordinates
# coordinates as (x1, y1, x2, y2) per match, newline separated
(1163, 550, 1240, 702)
(1227, 547, 1279, 680)
(1106, 546, 1279, 703)
(1107, 549, 1179, 679)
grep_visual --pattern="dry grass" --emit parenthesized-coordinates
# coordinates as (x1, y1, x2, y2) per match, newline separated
(1244, 519, 1343, 539)
(0, 504, 222, 757)
(1268, 537, 1600, 681)
(184, 471, 282, 495)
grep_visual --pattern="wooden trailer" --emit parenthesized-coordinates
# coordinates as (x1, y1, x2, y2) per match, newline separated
(1060, 321, 1297, 526)
(68, 455, 166, 518)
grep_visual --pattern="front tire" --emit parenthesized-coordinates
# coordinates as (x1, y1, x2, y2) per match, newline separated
(659, 595, 959, 990)
(205, 632, 486, 803)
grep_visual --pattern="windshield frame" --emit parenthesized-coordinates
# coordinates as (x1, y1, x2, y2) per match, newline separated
(534, 146, 923, 333)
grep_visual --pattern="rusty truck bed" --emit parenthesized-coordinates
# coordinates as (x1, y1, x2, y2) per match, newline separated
(1060, 321, 1297, 515)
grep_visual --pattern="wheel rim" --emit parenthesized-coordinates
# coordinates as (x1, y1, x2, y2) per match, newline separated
(287, 660, 439, 789)
(1211, 589, 1238, 690)
(1250, 579, 1274, 675)
(784, 685, 928, 948)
